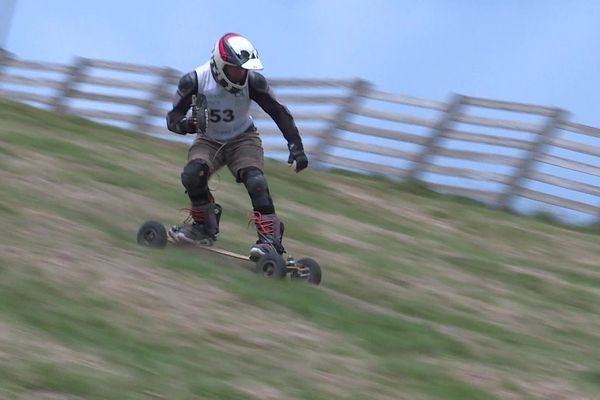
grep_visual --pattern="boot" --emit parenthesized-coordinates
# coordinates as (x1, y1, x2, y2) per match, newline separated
(169, 203, 221, 245)
(249, 212, 284, 260)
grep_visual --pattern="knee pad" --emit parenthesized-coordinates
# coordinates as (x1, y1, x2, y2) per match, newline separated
(181, 159, 210, 202)
(242, 168, 274, 214)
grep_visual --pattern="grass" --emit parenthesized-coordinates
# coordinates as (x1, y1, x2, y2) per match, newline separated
(1, 98, 600, 399)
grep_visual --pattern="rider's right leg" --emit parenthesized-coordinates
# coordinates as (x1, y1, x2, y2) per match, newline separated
(169, 158, 220, 244)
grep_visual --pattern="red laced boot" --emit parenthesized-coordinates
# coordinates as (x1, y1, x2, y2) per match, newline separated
(249, 212, 285, 260)
(169, 203, 221, 245)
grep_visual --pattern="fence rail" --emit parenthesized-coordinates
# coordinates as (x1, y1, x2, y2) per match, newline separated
(2, 48, 600, 224)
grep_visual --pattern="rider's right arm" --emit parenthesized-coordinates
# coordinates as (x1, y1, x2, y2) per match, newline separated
(166, 71, 198, 134)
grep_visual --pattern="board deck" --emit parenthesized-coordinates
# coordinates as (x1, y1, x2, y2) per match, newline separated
(167, 237, 251, 261)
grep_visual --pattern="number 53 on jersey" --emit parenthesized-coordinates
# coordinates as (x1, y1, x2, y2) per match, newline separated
(210, 109, 235, 122)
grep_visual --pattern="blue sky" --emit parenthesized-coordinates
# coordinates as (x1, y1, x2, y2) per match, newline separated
(3, 0, 600, 128)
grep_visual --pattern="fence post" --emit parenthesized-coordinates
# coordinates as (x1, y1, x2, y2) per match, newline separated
(53, 57, 88, 114)
(134, 67, 177, 133)
(407, 93, 464, 181)
(0, 48, 13, 83)
(313, 78, 370, 166)
(496, 108, 567, 209)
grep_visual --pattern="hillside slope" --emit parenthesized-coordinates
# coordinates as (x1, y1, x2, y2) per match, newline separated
(1, 98, 600, 400)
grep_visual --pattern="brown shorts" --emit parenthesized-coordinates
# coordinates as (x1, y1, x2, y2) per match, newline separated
(188, 132, 264, 181)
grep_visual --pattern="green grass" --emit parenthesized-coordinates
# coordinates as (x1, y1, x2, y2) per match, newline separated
(2, 98, 600, 399)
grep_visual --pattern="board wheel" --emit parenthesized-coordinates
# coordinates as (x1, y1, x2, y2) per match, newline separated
(291, 257, 322, 285)
(137, 220, 168, 248)
(255, 251, 287, 279)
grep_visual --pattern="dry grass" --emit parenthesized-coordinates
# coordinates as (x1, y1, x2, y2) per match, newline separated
(2, 99, 600, 399)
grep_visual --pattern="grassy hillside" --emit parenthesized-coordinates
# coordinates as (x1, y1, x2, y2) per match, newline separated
(1, 98, 600, 400)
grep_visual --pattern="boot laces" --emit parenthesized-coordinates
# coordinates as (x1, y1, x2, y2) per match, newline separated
(181, 208, 206, 225)
(250, 211, 274, 240)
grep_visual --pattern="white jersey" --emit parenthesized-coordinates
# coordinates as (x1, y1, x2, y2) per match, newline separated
(194, 61, 254, 142)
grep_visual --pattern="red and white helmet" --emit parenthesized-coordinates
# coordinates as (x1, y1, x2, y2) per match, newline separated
(210, 33, 263, 93)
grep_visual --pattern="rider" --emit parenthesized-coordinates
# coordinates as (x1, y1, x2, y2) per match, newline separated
(166, 33, 308, 260)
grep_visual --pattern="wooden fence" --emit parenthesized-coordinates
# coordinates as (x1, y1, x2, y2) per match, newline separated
(2, 48, 600, 224)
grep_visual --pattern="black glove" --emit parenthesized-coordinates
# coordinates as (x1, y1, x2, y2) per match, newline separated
(287, 141, 308, 173)
(178, 117, 198, 134)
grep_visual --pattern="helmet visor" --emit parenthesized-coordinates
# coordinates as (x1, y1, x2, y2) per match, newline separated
(241, 58, 263, 70)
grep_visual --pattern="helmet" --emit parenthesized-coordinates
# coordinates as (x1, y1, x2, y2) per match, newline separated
(210, 33, 263, 93)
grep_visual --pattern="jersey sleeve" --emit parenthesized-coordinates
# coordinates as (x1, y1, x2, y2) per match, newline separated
(248, 72, 302, 145)
(166, 71, 198, 134)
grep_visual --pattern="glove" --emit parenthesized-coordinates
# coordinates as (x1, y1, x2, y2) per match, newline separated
(178, 117, 198, 134)
(287, 141, 308, 173)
